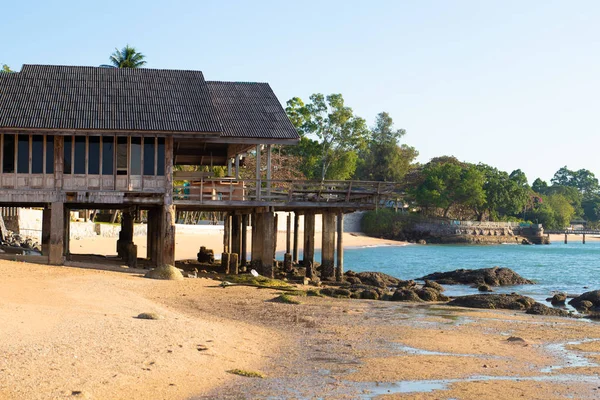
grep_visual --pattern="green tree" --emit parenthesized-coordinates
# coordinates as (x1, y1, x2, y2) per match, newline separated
(414, 161, 485, 218)
(285, 93, 369, 180)
(1, 64, 13, 73)
(476, 165, 530, 221)
(532, 178, 548, 194)
(551, 166, 598, 195)
(355, 112, 418, 182)
(109, 45, 147, 68)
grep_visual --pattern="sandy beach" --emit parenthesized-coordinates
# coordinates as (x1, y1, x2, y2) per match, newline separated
(1, 258, 600, 399)
(69, 229, 405, 260)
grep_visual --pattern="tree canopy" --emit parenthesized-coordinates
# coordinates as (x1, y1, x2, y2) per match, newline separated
(109, 45, 147, 68)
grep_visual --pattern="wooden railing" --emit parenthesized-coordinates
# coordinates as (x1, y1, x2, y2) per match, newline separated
(173, 178, 401, 205)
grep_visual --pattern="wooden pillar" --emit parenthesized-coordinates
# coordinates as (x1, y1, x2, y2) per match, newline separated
(251, 213, 262, 265)
(273, 213, 278, 261)
(63, 205, 70, 259)
(286, 213, 291, 254)
(336, 212, 344, 282)
(321, 212, 336, 281)
(255, 145, 261, 200)
(161, 136, 176, 266)
(303, 212, 315, 278)
(223, 213, 231, 254)
(583, 234, 586, 244)
(48, 202, 64, 265)
(41, 206, 51, 256)
(146, 208, 161, 266)
(231, 214, 242, 258)
(227, 158, 232, 176)
(266, 144, 272, 198)
(234, 155, 240, 180)
(261, 210, 275, 278)
(293, 212, 299, 263)
(241, 214, 249, 267)
(564, 233, 568, 244)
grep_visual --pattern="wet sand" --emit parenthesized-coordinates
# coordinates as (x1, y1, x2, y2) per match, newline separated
(1, 260, 599, 399)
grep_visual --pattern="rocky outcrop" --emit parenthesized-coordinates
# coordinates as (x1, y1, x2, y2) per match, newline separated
(526, 303, 571, 317)
(351, 271, 401, 288)
(448, 294, 536, 310)
(569, 290, 600, 311)
(546, 293, 567, 305)
(391, 283, 448, 303)
(420, 267, 534, 286)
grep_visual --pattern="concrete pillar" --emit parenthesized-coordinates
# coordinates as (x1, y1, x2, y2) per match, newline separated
(41, 206, 51, 256)
(293, 212, 299, 263)
(261, 211, 275, 278)
(303, 212, 315, 278)
(336, 212, 344, 282)
(48, 202, 64, 265)
(241, 214, 249, 267)
(63, 206, 70, 259)
(231, 214, 242, 257)
(229, 253, 239, 275)
(118, 209, 134, 258)
(321, 213, 336, 281)
(146, 208, 161, 266)
(221, 252, 231, 273)
(223, 213, 231, 253)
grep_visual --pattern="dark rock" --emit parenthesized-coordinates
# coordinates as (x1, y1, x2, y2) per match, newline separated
(415, 287, 441, 301)
(346, 276, 362, 285)
(526, 303, 571, 317)
(448, 294, 536, 310)
(391, 289, 423, 302)
(398, 279, 417, 289)
(355, 271, 400, 288)
(478, 284, 493, 292)
(420, 267, 534, 286)
(424, 280, 444, 292)
(350, 292, 361, 299)
(417, 239, 427, 245)
(547, 293, 567, 305)
(197, 246, 215, 263)
(569, 290, 600, 310)
(360, 289, 379, 300)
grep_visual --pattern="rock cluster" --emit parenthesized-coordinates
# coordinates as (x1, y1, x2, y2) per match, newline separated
(448, 293, 571, 317)
(568, 290, 600, 312)
(197, 246, 215, 263)
(144, 264, 184, 281)
(1, 232, 42, 253)
(420, 267, 534, 286)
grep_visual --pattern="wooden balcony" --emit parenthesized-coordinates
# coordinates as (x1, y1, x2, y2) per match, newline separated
(173, 178, 401, 211)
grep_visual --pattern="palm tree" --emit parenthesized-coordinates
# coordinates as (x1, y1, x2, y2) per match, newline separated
(109, 45, 147, 68)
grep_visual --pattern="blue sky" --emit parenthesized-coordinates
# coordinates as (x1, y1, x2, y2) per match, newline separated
(2, 0, 599, 182)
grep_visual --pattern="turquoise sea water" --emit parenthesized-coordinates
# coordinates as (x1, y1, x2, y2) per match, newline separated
(312, 241, 600, 305)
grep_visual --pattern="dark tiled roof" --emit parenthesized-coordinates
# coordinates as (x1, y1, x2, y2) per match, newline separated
(206, 81, 299, 140)
(0, 65, 223, 133)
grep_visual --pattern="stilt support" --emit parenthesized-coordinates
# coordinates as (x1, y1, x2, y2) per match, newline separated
(303, 212, 315, 278)
(321, 213, 336, 281)
(336, 212, 344, 282)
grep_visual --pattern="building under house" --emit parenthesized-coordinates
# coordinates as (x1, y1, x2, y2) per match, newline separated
(0, 65, 398, 279)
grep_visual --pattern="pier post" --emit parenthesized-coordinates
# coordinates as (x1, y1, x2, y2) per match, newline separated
(161, 136, 176, 267)
(231, 214, 242, 258)
(48, 202, 65, 265)
(336, 212, 344, 282)
(286, 213, 291, 254)
(41, 206, 51, 256)
(321, 213, 336, 281)
(293, 212, 300, 263)
(261, 210, 275, 278)
(273, 213, 278, 261)
(564, 233, 567, 244)
(146, 208, 161, 266)
(303, 212, 315, 278)
(241, 214, 249, 267)
(251, 213, 263, 266)
(583, 234, 586, 244)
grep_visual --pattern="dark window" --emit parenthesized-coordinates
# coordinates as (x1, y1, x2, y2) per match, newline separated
(102, 136, 114, 175)
(74, 136, 86, 174)
(157, 137, 165, 176)
(17, 135, 29, 174)
(130, 137, 141, 175)
(143, 138, 155, 175)
(116, 136, 127, 175)
(64, 136, 72, 174)
(88, 137, 100, 174)
(32, 135, 44, 174)
(3, 134, 15, 173)
(46, 136, 54, 174)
